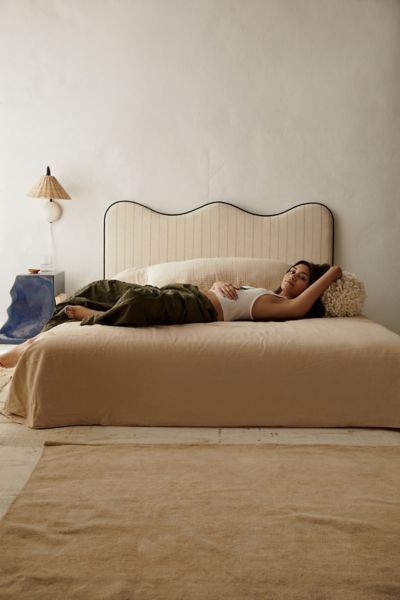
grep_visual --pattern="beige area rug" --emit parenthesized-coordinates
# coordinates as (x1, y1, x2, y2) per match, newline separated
(0, 368, 13, 393)
(0, 443, 399, 600)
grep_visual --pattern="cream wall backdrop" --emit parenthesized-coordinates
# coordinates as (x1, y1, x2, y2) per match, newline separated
(0, 0, 399, 333)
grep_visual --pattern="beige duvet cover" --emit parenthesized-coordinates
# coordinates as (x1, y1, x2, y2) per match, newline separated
(3, 317, 400, 429)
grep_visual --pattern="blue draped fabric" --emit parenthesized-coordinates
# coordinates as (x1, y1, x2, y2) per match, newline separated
(0, 275, 55, 344)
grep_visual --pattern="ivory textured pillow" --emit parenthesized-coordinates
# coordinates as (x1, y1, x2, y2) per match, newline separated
(145, 257, 290, 290)
(115, 257, 290, 291)
(322, 271, 366, 317)
(112, 266, 148, 285)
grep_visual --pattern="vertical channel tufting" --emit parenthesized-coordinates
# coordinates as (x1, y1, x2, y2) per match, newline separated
(267, 216, 271, 259)
(287, 210, 295, 263)
(220, 205, 227, 256)
(176, 215, 183, 260)
(168, 214, 172, 262)
(159, 215, 166, 264)
(271, 215, 278, 259)
(312, 205, 319, 262)
(115, 205, 120, 276)
(104, 201, 333, 276)
(306, 205, 313, 260)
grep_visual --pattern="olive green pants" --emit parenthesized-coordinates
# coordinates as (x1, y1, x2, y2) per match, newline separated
(43, 280, 217, 331)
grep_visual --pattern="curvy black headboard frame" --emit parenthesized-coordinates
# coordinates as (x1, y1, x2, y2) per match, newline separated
(103, 201, 334, 278)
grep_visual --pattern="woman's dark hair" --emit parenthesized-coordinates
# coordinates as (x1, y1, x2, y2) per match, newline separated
(275, 260, 331, 318)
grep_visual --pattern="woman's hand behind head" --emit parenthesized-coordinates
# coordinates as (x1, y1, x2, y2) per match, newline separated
(329, 266, 343, 281)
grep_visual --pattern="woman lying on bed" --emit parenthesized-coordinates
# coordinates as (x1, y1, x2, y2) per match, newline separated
(0, 261, 342, 368)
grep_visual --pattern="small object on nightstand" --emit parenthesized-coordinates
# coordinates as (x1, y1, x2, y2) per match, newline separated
(0, 271, 66, 344)
(28, 268, 41, 274)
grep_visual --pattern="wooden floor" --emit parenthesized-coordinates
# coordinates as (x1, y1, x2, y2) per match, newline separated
(1, 343, 400, 520)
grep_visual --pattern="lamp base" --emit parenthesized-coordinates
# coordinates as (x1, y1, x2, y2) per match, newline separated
(44, 199, 62, 223)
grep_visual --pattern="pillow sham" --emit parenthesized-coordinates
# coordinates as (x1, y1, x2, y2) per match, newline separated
(114, 257, 290, 291)
(112, 266, 148, 285)
(322, 271, 366, 317)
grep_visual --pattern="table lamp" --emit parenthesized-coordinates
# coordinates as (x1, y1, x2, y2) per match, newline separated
(27, 165, 71, 223)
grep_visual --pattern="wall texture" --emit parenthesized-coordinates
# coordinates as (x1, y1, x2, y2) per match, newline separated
(1, 0, 399, 332)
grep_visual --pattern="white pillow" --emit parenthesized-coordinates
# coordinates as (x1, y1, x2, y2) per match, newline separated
(114, 257, 290, 291)
(322, 271, 367, 317)
(112, 266, 148, 285)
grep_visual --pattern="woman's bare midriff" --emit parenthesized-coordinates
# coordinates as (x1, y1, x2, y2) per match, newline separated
(201, 290, 224, 321)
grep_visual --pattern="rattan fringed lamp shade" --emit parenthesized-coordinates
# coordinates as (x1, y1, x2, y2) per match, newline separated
(27, 166, 71, 223)
(28, 174, 70, 200)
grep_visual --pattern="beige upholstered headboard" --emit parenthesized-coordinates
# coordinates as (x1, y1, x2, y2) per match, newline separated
(104, 201, 334, 278)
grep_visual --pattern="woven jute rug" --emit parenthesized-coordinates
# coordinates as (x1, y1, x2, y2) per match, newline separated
(0, 443, 399, 599)
(0, 368, 13, 393)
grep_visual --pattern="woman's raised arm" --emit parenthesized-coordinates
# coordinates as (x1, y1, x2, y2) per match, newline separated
(253, 266, 342, 321)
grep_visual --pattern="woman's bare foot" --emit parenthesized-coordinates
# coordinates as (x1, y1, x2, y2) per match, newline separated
(0, 337, 37, 369)
(65, 305, 104, 321)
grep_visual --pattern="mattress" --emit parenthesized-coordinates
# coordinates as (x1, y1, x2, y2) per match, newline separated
(3, 316, 400, 429)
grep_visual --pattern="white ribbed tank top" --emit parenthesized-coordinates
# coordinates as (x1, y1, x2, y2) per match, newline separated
(214, 286, 280, 321)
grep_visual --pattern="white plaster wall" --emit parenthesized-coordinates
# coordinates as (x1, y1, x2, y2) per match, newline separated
(0, 0, 399, 332)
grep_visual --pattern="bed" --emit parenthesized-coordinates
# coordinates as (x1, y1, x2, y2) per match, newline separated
(3, 201, 400, 429)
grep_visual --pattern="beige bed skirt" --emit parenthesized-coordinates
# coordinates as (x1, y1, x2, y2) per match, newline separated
(3, 317, 400, 429)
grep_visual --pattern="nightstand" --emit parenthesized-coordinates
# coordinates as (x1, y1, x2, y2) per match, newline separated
(0, 271, 65, 344)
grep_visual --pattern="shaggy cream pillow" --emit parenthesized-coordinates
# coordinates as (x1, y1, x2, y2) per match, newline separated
(322, 271, 366, 317)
